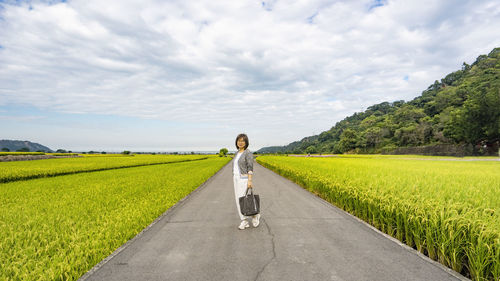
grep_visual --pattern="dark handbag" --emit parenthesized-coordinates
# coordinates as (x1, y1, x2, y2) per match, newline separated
(239, 187, 260, 216)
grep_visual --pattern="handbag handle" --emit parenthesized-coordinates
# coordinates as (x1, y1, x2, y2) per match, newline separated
(244, 187, 254, 196)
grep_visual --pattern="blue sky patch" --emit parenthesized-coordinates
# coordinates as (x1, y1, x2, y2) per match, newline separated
(0, 0, 27, 5)
(369, 0, 386, 10)
(307, 11, 318, 24)
(261, 1, 273, 11)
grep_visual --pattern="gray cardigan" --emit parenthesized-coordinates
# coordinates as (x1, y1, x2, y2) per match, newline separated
(232, 149, 254, 178)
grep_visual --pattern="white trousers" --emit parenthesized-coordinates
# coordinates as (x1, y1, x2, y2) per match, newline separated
(233, 174, 252, 221)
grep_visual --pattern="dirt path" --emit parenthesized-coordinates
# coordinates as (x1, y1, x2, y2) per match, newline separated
(0, 155, 81, 162)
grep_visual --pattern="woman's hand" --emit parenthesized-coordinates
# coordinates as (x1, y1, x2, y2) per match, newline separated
(247, 180, 253, 188)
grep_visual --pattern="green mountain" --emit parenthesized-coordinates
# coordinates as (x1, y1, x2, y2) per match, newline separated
(0, 139, 53, 152)
(257, 47, 500, 156)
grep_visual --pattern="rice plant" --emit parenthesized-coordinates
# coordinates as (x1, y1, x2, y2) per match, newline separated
(0, 156, 230, 280)
(0, 154, 212, 183)
(256, 155, 500, 281)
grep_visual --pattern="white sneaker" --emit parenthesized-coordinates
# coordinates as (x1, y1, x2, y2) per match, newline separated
(252, 214, 261, 227)
(238, 220, 250, 230)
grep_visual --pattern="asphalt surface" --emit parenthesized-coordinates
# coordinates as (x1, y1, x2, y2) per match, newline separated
(80, 158, 469, 281)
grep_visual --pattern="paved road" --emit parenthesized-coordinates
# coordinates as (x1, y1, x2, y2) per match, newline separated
(80, 159, 468, 281)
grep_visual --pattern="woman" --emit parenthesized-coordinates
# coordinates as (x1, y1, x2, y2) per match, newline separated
(233, 133, 260, 230)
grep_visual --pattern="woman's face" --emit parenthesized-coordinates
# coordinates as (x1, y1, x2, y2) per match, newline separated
(237, 138, 246, 149)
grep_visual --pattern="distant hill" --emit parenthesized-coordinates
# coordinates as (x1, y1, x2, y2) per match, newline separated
(0, 140, 53, 152)
(257, 137, 318, 154)
(257, 47, 500, 156)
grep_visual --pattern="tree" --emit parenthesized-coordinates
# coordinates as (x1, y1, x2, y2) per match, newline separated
(359, 115, 380, 130)
(367, 101, 393, 115)
(318, 131, 333, 142)
(362, 127, 383, 148)
(337, 129, 358, 153)
(122, 150, 131, 155)
(305, 145, 317, 154)
(443, 51, 500, 145)
(394, 125, 419, 146)
(1, 147, 9, 152)
(416, 118, 433, 144)
(56, 149, 67, 153)
(17, 147, 30, 152)
(219, 148, 228, 157)
(392, 105, 426, 125)
(318, 142, 333, 153)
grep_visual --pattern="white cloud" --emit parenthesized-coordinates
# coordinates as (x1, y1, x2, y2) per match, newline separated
(0, 0, 499, 150)
(0, 115, 46, 121)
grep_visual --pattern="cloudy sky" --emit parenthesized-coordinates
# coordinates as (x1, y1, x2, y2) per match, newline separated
(0, 0, 499, 152)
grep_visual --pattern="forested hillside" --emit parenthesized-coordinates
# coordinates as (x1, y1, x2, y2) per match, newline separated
(0, 140, 53, 153)
(258, 47, 500, 156)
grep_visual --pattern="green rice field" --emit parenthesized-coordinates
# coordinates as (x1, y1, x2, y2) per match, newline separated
(0, 154, 211, 183)
(3, 152, 498, 280)
(0, 156, 230, 280)
(257, 155, 500, 281)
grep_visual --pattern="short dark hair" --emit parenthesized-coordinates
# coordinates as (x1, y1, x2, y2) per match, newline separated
(235, 133, 249, 150)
